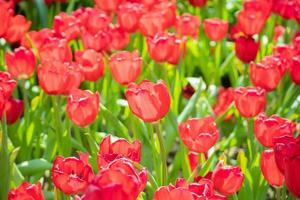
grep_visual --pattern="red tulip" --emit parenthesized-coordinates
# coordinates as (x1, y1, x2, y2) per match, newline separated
(108, 24, 130, 50)
(81, 29, 111, 52)
(84, 158, 147, 200)
(21, 28, 55, 50)
(182, 83, 195, 99)
(39, 38, 72, 63)
(109, 50, 142, 85)
(139, 11, 167, 37)
(188, 0, 207, 7)
(272, 0, 296, 19)
(125, 80, 171, 122)
(38, 61, 82, 95)
(97, 135, 141, 169)
(250, 56, 283, 91)
(66, 89, 100, 127)
(94, 0, 123, 11)
(212, 162, 244, 196)
(3, 98, 24, 124)
(290, 56, 300, 85)
(3, 14, 31, 43)
(176, 13, 200, 38)
(235, 36, 259, 63)
(53, 12, 80, 41)
(188, 151, 199, 172)
(151, 1, 176, 28)
(260, 149, 285, 187)
(178, 117, 219, 153)
(5, 46, 36, 79)
(147, 32, 185, 64)
(8, 182, 44, 200)
(203, 18, 228, 41)
(117, 2, 145, 32)
(0, 3, 12, 37)
(83, 8, 111, 35)
(273, 44, 294, 73)
(52, 155, 94, 195)
(273, 135, 300, 198)
(234, 87, 266, 118)
(213, 87, 234, 120)
(0, 71, 17, 99)
(75, 49, 105, 82)
(254, 113, 296, 147)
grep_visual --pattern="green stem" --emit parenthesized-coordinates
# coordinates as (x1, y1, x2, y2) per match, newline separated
(232, 193, 239, 200)
(153, 123, 167, 185)
(20, 79, 30, 158)
(51, 96, 64, 155)
(0, 114, 9, 199)
(275, 187, 281, 200)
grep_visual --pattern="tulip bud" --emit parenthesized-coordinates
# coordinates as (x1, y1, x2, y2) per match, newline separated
(4, 98, 24, 125)
(235, 36, 259, 63)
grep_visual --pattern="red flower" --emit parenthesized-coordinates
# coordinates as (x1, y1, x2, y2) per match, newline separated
(203, 18, 228, 41)
(0, 3, 12, 37)
(176, 13, 200, 38)
(273, 135, 300, 198)
(8, 182, 44, 200)
(250, 56, 283, 91)
(52, 155, 94, 195)
(81, 29, 111, 52)
(39, 38, 72, 63)
(4, 14, 31, 43)
(3, 98, 24, 124)
(260, 149, 285, 187)
(94, 0, 123, 11)
(66, 89, 100, 127)
(273, 44, 294, 73)
(117, 2, 146, 32)
(5, 46, 36, 79)
(188, 0, 207, 7)
(179, 117, 219, 153)
(109, 50, 142, 85)
(97, 135, 141, 169)
(254, 113, 296, 148)
(21, 29, 55, 50)
(188, 151, 199, 172)
(108, 24, 130, 50)
(84, 158, 147, 200)
(182, 83, 195, 99)
(81, 8, 111, 35)
(234, 87, 266, 118)
(75, 49, 105, 82)
(151, 1, 176, 28)
(147, 32, 185, 64)
(290, 56, 300, 85)
(213, 87, 234, 119)
(125, 80, 171, 122)
(212, 162, 244, 196)
(53, 12, 80, 41)
(0, 71, 17, 99)
(38, 61, 82, 95)
(272, 0, 297, 19)
(139, 11, 167, 37)
(235, 36, 259, 63)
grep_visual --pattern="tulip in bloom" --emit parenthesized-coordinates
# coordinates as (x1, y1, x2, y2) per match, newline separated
(0, 71, 17, 99)
(38, 61, 82, 95)
(235, 36, 259, 63)
(53, 12, 80, 41)
(8, 182, 44, 200)
(21, 28, 55, 50)
(82, 8, 111, 35)
(4, 14, 31, 43)
(94, 0, 123, 11)
(151, 1, 176, 28)
(272, 0, 297, 19)
(188, 0, 207, 7)
(0, 3, 12, 37)
(5, 47, 36, 79)
(203, 18, 228, 41)
(213, 87, 234, 119)
(254, 113, 296, 147)
(250, 56, 283, 91)
(234, 87, 266, 118)
(4, 98, 24, 125)
(81, 29, 111, 52)
(39, 38, 72, 63)
(178, 117, 219, 153)
(175, 13, 200, 38)
(52, 155, 94, 195)
(75, 49, 105, 82)
(260, 149, 285, 187)
(108, 24, 130, 50)
(97, 135, 141, 169)
(290, 56, 300, 85)
(273, 44, 293, 73)
(84, 158, 147, 200)
(66, 89, 100, 127)
(125, 80, 171, 122)
(212, 162, 244, 196)
(109, 50, 142, 85)
(139, 11, 167, 37)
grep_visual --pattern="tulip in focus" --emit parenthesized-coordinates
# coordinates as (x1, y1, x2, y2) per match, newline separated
(97, 135, 141, 169)
(203, 18, 228, 41)
(178, 117, 219, 153)
(109, 50, 142, 85)
(5, 46, 36, 79)
(66, 89, 100, 127)
(8, 182, 44, 200)
(212, 161, 244, 196)
(234, 87, 266, 118)
(125, 80, 171, 122)
(260, 149, 285, 187)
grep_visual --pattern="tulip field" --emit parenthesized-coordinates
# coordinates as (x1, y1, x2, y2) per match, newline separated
(1, 0, 300, 199)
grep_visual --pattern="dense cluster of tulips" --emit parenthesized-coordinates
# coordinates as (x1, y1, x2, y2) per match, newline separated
(1, 0, 300, 199)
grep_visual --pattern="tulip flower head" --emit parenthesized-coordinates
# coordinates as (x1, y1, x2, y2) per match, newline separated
(204, 18, 228, 41)
(8, 182, 44, 200)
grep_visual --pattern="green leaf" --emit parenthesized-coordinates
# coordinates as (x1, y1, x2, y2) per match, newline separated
(17, 159, 52, 176)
